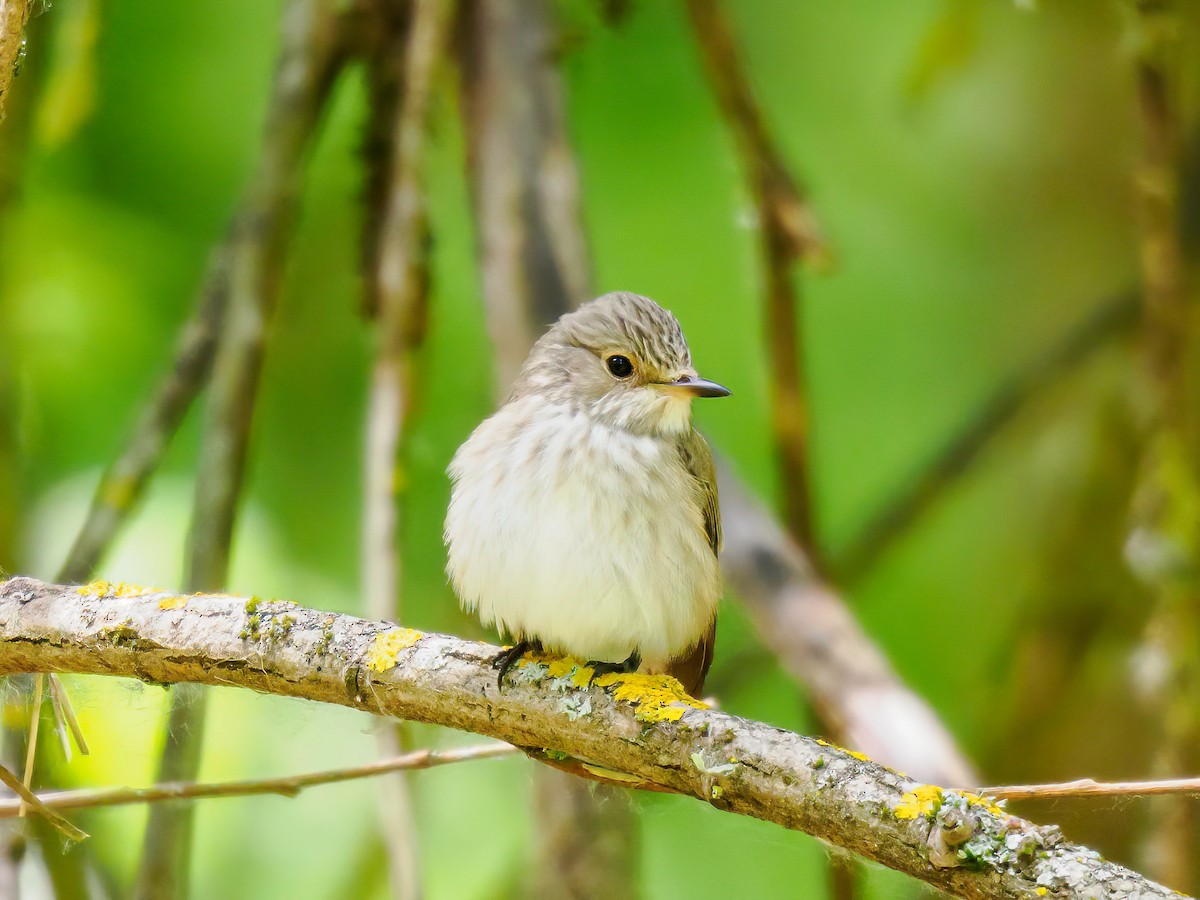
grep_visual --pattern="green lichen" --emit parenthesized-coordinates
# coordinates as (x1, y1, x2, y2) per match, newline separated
(314, 616, 337, 657)
(99, 619, 139, 648)
(240, 602, 297, 644)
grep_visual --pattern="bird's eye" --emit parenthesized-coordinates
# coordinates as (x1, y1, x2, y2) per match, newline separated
(606, 355, 634, 378)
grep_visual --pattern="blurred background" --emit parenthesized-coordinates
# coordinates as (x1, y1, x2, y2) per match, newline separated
(1, 0, 1198, 897)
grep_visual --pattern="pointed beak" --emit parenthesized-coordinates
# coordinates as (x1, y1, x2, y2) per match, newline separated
(663, 374, 732, 398)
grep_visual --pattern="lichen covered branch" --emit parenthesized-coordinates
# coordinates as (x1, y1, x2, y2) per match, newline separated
(0, 577, 1183, 900)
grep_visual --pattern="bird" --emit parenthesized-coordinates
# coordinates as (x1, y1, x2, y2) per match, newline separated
(444, 291, 729, 697)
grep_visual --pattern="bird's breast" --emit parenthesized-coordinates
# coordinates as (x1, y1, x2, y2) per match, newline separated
(445, 399, 719, 667)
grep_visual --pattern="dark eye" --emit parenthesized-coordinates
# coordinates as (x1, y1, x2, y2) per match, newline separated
(606, 355, 634, 378)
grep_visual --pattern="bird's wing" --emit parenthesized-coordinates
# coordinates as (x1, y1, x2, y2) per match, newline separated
(677, 428, 721, 557)
(666, 615, 716, 697)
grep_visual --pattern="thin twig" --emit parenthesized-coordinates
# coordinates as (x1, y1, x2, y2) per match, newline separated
(0, 744, 517, 817)
(0, 761, 87, 842)
(685, 0, 827, 559)
(983, 776, 1200, 802)
(19, 665, 41, 815)
(46, 673, 87, 757)
(137, 2, 357, 896)
(837, 291, 1138, 580)
(360, 0, 453, 896)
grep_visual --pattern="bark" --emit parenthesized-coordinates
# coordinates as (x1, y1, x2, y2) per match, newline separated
(0, 0, 31, 122)
(0, 576, 1182, 900)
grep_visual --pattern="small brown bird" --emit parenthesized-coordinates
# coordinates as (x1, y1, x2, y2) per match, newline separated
(444, 292, 729, 695)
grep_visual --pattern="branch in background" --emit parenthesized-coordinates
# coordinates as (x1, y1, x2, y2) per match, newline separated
(56, 269, 226, 585)
(717, 463, 977, 789)
(837, 291, 1139, 581)
(0, 744, 517, 816)
(137, 2, 357, 896)
(1130, 0, 1187, 406)
(0, 577, 1184, 900)
(359, 0, 454, 896)
(458, 0, 632, 892)
(0, 0, 31, 122)
(459, 0, 591, 386)
(685, 0, 827, 559)
(984, 775, 1200, 802)
(1124, 0, 1200, 891)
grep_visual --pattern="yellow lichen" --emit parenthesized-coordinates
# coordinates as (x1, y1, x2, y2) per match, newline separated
(366, 628, 424, 673)
(542, 656, 597, 688)
(157, 596, 188, 610)
(894, 784, 944, 820)
(1036, 890, 1047, 897)
(813, 737, 871, 763)
(594, 672, 708, 723)
(76, 581, 158, 598)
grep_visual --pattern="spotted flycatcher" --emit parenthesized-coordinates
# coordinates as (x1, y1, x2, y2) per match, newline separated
(444, 292, 729, 696)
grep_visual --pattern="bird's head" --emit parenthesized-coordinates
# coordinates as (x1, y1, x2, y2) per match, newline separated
(513, 292, 730, 436)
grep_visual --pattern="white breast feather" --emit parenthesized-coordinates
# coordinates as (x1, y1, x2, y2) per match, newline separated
(444, 397, 718, 669)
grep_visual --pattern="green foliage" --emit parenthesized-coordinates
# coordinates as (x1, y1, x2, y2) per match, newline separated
(2, 0, 1179, 896)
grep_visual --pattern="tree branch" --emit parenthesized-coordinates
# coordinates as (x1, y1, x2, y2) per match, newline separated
(837, 291, 1138, 580)
(717, 461, 978, 789)
(1124, 0, 1200, 889)
(0, 0, 30, 122)
(684, 0, 827, 559)
(359, 0, 454, 894)
(0, 576, 1183, 900)
(138, 2, 358, 896)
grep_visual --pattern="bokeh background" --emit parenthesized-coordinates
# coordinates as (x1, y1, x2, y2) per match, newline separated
(1, 0, 1197, 896)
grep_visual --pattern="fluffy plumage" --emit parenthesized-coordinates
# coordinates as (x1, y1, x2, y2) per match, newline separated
(444, 292, 725, 693)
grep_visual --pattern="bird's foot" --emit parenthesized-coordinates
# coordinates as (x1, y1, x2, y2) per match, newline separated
(586, 649, 641, 683)
(492, 639, 542, 690)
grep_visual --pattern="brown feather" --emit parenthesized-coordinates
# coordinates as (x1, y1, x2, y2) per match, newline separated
(665, 615, 716, 697)
(664, 428, 720, 697)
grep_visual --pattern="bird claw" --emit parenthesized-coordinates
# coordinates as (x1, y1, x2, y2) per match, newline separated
(492, 639, 541, 690)
(585, 649, 641, 682)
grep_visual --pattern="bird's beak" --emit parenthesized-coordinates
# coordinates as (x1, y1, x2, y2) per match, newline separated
(662, 374, 732, 398)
